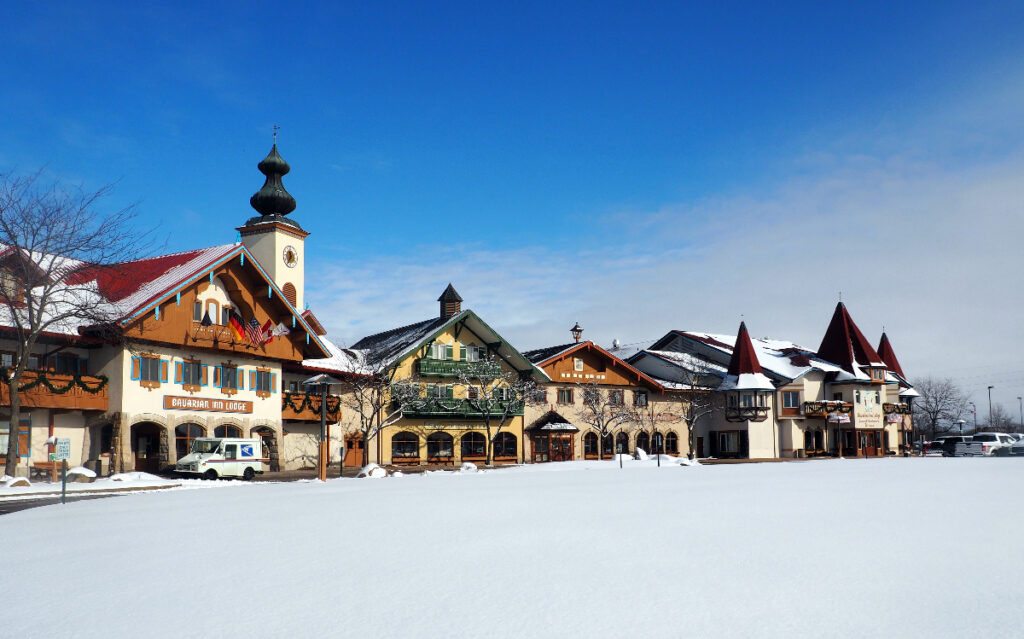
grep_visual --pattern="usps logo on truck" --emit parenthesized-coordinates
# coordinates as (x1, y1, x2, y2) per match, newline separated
(241, 444, 254, 457)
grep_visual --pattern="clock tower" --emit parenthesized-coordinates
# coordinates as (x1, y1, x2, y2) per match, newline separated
(238, 142, 308, 310)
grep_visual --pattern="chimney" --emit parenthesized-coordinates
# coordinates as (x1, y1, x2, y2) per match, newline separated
(438, 283, 463, 319)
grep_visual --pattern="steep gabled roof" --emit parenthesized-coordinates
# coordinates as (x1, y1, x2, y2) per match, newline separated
(876, 332, 906, 379)
(815, 302, 884, 375)
(719, 322, 774, 391)
(350, 309, 549, 381)
(522, 342, 578, 364)
(524, 340, 664, 391)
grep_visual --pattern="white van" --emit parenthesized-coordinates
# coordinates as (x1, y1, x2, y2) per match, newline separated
(175, 438, 264, 480)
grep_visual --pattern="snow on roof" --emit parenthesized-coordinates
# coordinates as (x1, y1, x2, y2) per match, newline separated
(522, 342, 578, 364)
(301, 336, 371, 375)
(815, 302, 885, 374)
(350, 315, 449, 368)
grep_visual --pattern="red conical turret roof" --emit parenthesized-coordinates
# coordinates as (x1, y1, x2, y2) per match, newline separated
(719, 321, 774, 391)
(876, 332, 905, 378)
(727, 321, 764, 377)
(816, 303, 884, 375)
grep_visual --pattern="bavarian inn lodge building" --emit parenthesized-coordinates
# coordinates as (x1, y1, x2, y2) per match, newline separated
(0, 144, 917, 476)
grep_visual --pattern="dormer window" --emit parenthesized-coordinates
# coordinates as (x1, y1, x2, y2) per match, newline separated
(430, 343, 452, 360)
(869, 368, 886, 382)
(574, 358, 584, 372)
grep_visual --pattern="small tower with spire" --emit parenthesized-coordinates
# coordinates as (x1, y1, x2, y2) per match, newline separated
(438, 284, 463, 319)
(238, 134, 309, 310)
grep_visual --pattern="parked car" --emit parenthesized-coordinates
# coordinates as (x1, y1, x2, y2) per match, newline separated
(1009, 439, 1024, 456)
(954, 433, 1016, 457)
(923, 436, 960, 456)
(940, 435, 971, 457)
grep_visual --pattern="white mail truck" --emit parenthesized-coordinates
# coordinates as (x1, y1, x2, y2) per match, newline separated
(175, 437, 264, 480)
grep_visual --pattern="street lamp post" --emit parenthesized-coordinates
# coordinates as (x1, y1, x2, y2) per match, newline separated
(988, 386, 994, 430)
(303, 373, 340, 482)
(955, 419, 966, 436)
(1018, 396, 1022, 432)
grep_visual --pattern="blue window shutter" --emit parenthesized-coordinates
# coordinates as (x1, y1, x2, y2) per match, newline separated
(175, 362, 184, 385)
(270, 373, 277, 393)
(130, 356, 141, 381)
(213, 366, 222, 388)
(237, 369, 244, 390)
(201, 365, 209, 386)
(160, 359, 169, 383)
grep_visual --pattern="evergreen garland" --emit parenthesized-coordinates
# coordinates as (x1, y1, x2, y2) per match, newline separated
(282, 390, 341, 416)
(0, 367, 109, 394)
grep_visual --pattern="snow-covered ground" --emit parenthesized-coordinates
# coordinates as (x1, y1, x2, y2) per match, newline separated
(3, 457, 1022, 638)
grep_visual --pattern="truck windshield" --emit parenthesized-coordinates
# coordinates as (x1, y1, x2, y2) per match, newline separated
(191, 440, 222, 454)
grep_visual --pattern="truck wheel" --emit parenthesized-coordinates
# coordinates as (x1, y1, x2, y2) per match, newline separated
(204, 469, 218, 480)
(242, 467, 255, 481)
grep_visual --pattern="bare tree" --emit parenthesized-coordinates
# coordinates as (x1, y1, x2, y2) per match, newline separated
(575, 382, 636, 459)
(910, 376, 968, 441)
(338, 349, 421, 466)
(457, 356, 535, 465)
(676, 359, 720, 460)
(0, 171, 148, 476)
(986, 403, 1016, 432)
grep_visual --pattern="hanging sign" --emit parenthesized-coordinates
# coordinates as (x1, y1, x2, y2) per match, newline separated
(163, 395, 253, 414)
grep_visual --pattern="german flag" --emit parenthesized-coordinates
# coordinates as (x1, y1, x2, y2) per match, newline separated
(228, 310, 245, 341)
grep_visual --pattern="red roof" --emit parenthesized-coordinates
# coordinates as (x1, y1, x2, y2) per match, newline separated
(67, 248, 210, 303)
(876, 333, 905, 378)
(816, 303, 883, 374)
(726, 321, 764, 376)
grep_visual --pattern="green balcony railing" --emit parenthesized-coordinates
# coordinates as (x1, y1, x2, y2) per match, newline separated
(400, 397, 524, 419)
(416, 358, 502, 378)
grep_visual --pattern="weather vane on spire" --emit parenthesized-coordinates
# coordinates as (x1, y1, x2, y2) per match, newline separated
(273, 124, 279, 145)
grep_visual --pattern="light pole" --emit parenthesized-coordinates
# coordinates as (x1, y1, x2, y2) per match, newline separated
(987, 386, 994, 430)
(955, 419, 966, 436)
(1018, 396, 1022, 431)
(303, 373, 340, 482)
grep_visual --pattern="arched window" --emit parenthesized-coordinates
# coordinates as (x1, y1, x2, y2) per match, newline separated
(205, 299, 220, 324)
(652, 432, 664, 454)
(426, 432, 454, 461)
(615, 432, 630, 454)
(601, 433, 614, 458)
(583, 432, 599, 459)
(215, 424, 241, 438)
(665, 432, 679, 454)
(283, 283, 298, 307)
(636, 432, 650, 453)
(392, 431, 419, 460)
(461, 432, 486, 458)
(175, 423, 204, 458)
(494, 432, 517, 458)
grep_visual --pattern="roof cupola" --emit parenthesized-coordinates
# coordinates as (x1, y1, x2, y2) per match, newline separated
(438, 283, 463, 319)
(245, 143, 300, 229)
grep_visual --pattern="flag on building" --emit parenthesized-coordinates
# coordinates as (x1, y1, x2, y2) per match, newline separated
(228, 310, 245, 341)
(261, 319, 274, 345)
(273, 322, 290, 338)
(245, 317, 265, 345)
(200, 311, 213, 327)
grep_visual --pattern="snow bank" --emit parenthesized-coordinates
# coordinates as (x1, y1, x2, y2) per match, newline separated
(357, 463, 387, 478)
(66, 466, 97, 478)
(458, 462, 478, 473)
(2, 475, 30, 488)
(109, 471, 163, 482)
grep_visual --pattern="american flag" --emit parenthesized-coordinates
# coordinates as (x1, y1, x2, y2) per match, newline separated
(245, 318, 265, 345)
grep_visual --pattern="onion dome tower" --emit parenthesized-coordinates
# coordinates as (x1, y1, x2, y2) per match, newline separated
(439, 283, 463, 319)
(238, 137, 309, 310)
(816, 302, 885, 380)
(720, 321, 774, 422)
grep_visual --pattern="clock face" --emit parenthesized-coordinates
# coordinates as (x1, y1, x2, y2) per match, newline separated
(282, 245, 298, 268)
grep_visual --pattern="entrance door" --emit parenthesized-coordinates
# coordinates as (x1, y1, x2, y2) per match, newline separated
(344, 437, 364, 466)
(863, 431, 878, 457)
(132, 423, 163, 473)
(551, 435, 573, 461)
(697, 437, 704, 458)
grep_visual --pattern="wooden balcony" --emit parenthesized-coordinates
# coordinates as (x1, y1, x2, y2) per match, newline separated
(0, 371, 109, 411)
(803, 401, 853, 418)
(725, 406, 770, 423)
(416, 358, 502, 378)
(281, 391, 342, 423)
(401, 397, 524, 419)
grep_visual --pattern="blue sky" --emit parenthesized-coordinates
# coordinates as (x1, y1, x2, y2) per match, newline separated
(5, 1, 1024, 416)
